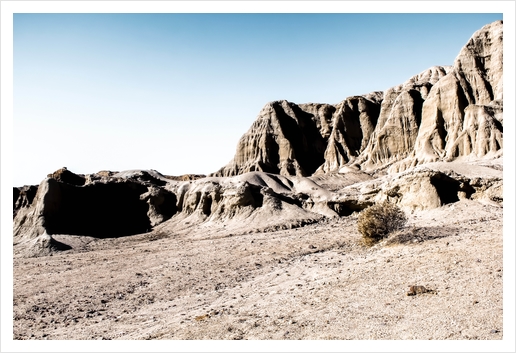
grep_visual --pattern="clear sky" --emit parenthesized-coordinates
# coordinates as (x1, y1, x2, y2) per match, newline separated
(12, 12, 503, 186)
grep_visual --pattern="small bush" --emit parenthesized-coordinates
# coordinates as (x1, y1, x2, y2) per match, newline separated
(357, 201, 407, 246)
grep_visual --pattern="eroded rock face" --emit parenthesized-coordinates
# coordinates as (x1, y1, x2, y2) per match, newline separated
(356, 66, 451, 171)
(13, 169, 178, 242)
(319, 93, 382, 173)
(330, 166, 502, 213)
(215, 20, 503, 176)
(214, 100, 335, 177)
(410, 20, 503, 167)
(165, 172, 334, 231)
(13, 185, 38, 218)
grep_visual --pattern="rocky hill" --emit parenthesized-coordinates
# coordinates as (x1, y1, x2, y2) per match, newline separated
(214, 20, 503, 177)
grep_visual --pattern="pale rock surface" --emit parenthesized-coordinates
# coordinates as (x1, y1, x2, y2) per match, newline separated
(318, 93, 382, 173)
(328, 160, 502, 213)
(355, 66, 451, 171)
(411, 20, 503, 167)
(161, 172, 336, 236)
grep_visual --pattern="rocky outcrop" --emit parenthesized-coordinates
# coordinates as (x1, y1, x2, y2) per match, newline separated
(47, 167, 86, 186)
(329, 163, 502, 213)
(215, 20, 503, 177)
(163, 172, 336, 233)
(214, 101, 335, 177)
(354, 66, 451, 171)
(140, 186, 178, 226)
(13, 185, 38, 218)
(13, 158, 502, 257)
(13, 168, 338, 255)
(13, 169, 178, 244)
(410, 20, 503, 168)
(319, 92, 383, 173)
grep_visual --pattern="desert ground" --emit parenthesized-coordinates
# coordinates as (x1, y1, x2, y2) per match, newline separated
(12, 171, 504, 342)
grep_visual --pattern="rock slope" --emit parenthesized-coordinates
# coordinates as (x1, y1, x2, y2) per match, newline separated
(215, 20, 503, 177)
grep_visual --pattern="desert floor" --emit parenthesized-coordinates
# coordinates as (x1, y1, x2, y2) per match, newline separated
(13, 198, 503, 341)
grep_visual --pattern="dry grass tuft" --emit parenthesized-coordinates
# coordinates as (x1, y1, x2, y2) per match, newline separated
(357, 202, 407, 246)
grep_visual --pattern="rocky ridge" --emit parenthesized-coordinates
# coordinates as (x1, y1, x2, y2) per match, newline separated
(215, 20, 503, 177)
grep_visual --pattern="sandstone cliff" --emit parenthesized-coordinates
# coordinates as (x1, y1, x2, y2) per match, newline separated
(215, 20, 503, 177)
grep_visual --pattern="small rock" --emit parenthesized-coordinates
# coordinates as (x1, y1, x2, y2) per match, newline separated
(406, 285, 435, 296)
(490, 329, 500, 334)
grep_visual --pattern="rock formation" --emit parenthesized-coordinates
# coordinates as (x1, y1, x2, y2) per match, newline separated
(408, 20, 503, 169)
(13, 169, 177, 243)
(13, 185, 38, 218)
(354, 66, 451, 171)
(215, 20, 503, 176)
(319, 92, 383, 173)
(12, 21, 504, 257)
(13, 157, 503, 257)
(214, 101, 335, 177)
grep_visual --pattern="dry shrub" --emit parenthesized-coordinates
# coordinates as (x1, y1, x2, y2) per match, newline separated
(357, 201, 407, 246)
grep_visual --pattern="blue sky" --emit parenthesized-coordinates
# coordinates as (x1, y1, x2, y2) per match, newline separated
(12, 12, 503, 186)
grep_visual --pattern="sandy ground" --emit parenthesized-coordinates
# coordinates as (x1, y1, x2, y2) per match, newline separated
(12, 198, 504, 343)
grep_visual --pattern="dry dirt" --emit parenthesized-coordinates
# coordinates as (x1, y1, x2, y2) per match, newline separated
(12, 198, 504, 344)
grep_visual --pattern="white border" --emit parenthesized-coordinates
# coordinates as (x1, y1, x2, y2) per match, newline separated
(1, 1, 514, 352)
